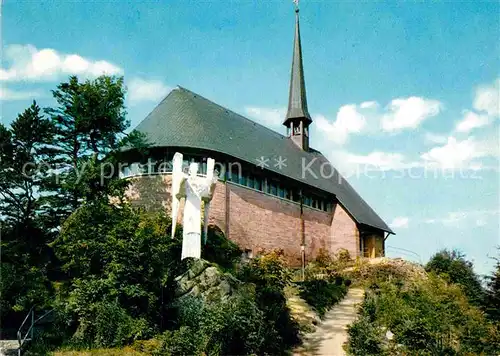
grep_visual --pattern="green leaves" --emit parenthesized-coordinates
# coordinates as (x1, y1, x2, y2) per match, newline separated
(346, 274, 498, 355)
(426, 249, 485, 306)
(297, 278, 348, 318)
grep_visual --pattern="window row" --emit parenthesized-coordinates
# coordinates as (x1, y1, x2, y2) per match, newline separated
(227, 171, 331, 212)
(120, 157, 332, 212)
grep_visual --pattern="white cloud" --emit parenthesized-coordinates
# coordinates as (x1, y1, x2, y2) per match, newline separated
(244, 107, 286, 128)
(423, 132, 448, 145)
(315, 97, 442, 144)
(0, 87, 40, 101)
(127, 78, 171, 103)
(455, 110, 492, 133)
(328, 149, 418, 176)
(381, 97, 442, 132)
(360, 101, 378, 109)
(0, 44, 123, 82)
(473, 79, 500, 117)
(390, 217, 409, 229)
(453, 79, 500, 133)
(420, 136, 498, 169)
(426, 210, 499, 227)
(315, 104, 369, 145)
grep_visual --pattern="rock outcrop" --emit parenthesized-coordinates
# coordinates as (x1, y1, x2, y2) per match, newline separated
(175, 259, 241, 302)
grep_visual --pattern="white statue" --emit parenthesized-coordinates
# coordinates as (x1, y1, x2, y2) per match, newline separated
(171, 152, 218, 260)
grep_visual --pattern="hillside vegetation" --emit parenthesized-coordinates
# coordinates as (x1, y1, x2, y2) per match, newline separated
(345, 250, 500, 355)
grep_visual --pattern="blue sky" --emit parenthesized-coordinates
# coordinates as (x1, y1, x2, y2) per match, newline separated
(1, 1, 499, 275)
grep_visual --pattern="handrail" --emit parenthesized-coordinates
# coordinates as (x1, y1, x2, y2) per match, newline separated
(16, 306, 34, 343)
(16, 308, 54, 356)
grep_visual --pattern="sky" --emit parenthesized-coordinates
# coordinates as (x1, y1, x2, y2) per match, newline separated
(1, 1, 499, 275)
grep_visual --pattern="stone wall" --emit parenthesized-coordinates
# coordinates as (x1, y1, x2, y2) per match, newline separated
(125, 174, 363, 266)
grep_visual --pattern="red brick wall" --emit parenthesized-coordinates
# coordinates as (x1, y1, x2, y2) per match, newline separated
(330, 204, 359, 259)
(125, 175, 362, 265)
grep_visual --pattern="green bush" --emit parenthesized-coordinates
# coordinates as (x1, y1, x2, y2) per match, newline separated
(202, 225, 242, 271)
(297, 278, 348, 317)
(154, 326, 204, 356)
(70, 300, 153, 348)
(346, 274, 499, 355)
(237, 250, 300, 352)
(345, 315, 385, 356)
(156, 292, 269, 355)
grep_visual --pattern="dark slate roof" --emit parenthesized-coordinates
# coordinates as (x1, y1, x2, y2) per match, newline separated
(284, 10, 312, 126)
(132, 87, 394, 234)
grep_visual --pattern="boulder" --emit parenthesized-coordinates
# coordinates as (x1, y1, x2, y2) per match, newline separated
(175, 259, 241, 302)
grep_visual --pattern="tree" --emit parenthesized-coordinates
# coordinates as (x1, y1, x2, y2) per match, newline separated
(0, 102, 53, 225)
(484, 250, 500, 322)
(51, 202, 185, 345)
(425, 249, 484, 306)
(0, 102, 54, 322)
(42, 75, 147, 226)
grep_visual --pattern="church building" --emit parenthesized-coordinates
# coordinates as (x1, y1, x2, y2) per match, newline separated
(121, 8, 394, 265)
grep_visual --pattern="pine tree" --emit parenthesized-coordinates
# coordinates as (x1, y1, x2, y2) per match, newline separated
(426, 249, 485, 306)
(0, 101, 53, 225)
(484, 251, 500, 322)
(42, 75, 147, 226)
(0, 102, 54, 319)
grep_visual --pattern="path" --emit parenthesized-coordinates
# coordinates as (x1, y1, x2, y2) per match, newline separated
(0, 340, 19, 356)
(294, 288, 365, 356)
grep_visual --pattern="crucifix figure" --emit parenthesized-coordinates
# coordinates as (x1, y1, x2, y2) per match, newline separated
(171, 152, 218, 260)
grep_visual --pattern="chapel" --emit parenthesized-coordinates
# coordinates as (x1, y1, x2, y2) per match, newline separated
(120, 8, 394, 265)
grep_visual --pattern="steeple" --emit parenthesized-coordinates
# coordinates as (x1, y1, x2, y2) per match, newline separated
(283, 7, 312, 151)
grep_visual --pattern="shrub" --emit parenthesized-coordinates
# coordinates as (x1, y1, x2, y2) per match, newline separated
(72, 300, 153, 348)
(346, 274, 499, 355)
(345, 315, 385, 356)
(202, 225, 242, 271)
(53, 205, 186, 341)
(237, 250, 300, 352)
(154, 326, 204, 356)
(157, 292, 270, 355)
(297, 278, 347, 317)
(304, 248, 354, 281)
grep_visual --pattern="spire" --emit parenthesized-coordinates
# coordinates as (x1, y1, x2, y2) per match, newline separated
(283, 7, 312, 127)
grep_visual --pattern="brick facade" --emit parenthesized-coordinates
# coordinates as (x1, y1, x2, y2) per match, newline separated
(125, 174, 367, 266)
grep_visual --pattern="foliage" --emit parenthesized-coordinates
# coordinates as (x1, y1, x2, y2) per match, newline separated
(0, 76, 147, 330)
(202, 225, 242, 271)
(346, 273, 500, 355)
(304, 248, 353, 279)
(71, 300, 152, 348)
(52, 203, 185, 343)
(238, 249, 292, 290)
(426, 249, 485, 306)
(0, 102, 55, 328)
(297, 277, 348, 318)
(484, 250, 500, 322)
(154, 293, 269, 355)
(345, 257, 426, 288)
(345, 314, 385, 356)
(42, 75, 147, 227)
(0, 102, 53, 224)
(237, 250, 300, 353)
